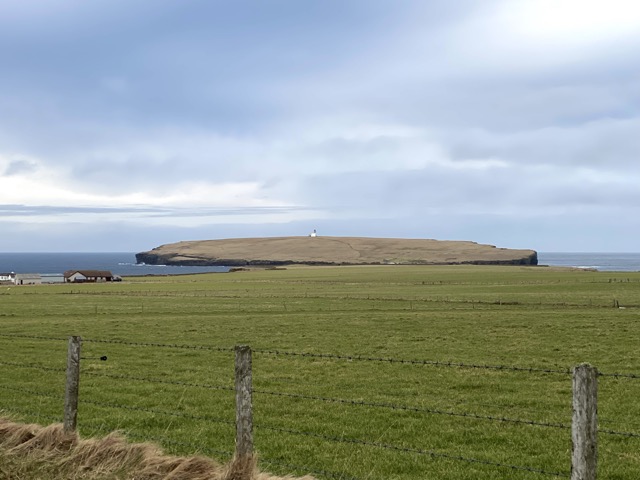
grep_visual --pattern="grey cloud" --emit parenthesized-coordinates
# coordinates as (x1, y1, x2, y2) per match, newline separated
(292, 159, 640, 220)
(444, 117, 640, 168)
(3, 160, 37, 176)
(0, 203, 311, 219)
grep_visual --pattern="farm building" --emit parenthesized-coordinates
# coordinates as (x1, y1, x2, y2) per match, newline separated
(0, 272, 15, 284)
(64, 270, 114, 283)
(41, 273, 65, 284)
(14, 273, 42, 285)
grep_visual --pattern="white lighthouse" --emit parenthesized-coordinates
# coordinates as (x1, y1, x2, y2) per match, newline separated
(309, 229, 317, 237)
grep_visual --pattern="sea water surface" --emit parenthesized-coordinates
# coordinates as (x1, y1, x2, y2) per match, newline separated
(1, 252, 639, 276)
(538, 252, 640, 272)
(0, 252, 228, 276)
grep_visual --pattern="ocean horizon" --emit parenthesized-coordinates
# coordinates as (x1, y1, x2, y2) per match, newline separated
(1, 251, 640, 275)
(0, 252, 228, 276)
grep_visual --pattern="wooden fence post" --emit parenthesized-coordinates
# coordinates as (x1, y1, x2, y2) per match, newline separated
(64, 335, 82, 433)
(235, 345, 253, 458)
(572, 363, 598, 480)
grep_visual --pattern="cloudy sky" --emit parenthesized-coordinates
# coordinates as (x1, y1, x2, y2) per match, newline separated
(1, 0, 639, 252)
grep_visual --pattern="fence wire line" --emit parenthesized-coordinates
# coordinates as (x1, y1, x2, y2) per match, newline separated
(252, 388, 570, 431)
(255, 423, 567, 477)
(83, 337, 234, 352)
(0, 333, 67, 342)
(79, 398, 235, 427)
(0, 360, 65, 373)
(0, 384, 63, 401)
(598, 371, 640, 380)
(82, 371, 234, 392)
(253, 349, 572, 375)
(599, 428, 640, 439)
(0, 406, 63, 424)
(3, 332, 640, 378)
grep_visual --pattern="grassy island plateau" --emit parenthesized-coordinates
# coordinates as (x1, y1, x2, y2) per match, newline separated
(135, 236, 538, 267)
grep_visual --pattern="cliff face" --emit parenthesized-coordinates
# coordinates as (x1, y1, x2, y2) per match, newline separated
(135, 236, 538, 267)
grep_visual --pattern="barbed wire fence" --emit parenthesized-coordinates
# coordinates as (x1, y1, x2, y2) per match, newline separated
(1, 333, 640, 479)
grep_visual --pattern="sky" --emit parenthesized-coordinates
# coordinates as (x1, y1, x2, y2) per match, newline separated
(1, 0, 639, 253)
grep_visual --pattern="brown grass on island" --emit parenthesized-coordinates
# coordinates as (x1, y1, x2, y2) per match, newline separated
(0, 417, 314, 480)
(136, 236, 538, 267)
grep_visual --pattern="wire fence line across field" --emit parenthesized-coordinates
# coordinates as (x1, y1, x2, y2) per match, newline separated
(0, 333, 68, 342)
(599, 428, 640, 439)
(0, 384, 63, 401)
(83, 337, 235, 352)
(253, 349, 573, 375)
(252, 388, 572, 430)
(4, 331, 640, 379)
(255, 423, 568, 478)
(82, 371, 235, 392)
(78, 370, 569, 431)
(75, 366, 573, 433)
(3, 335, 640, 479)
(0, 407, 63, 425)
(0, 360, 66, 373)
(597, 371, 640, 380)
(78, 398, 236, 427)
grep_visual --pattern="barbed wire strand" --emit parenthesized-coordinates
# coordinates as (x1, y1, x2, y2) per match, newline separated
(255, 423, 567, 477)
(79, 358, 570, 427)
(79, 398, 235, 427)
(82, 371, 234, 392)
(598, 371, 640, 380)
(0, 384, 63, 401)
(0, 406, 63, 424)
(3, 332, 639, 378)
(252, 388, 570, 430)
(84, 337, 234, 352)
(599, 428, 640, 439)
(0, 333, 67, 342)
(0, 360, 65, 373)
(254, 349, 572, 375)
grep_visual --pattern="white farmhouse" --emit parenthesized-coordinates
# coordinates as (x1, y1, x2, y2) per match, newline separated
(0, 272, 15, 284)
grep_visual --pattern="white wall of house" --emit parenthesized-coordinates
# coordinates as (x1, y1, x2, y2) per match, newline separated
(15, 274, 42, 285)
(67, 272, 88, 282)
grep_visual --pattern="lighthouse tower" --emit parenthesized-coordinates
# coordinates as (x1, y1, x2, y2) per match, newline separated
(309, 229, 317, 237)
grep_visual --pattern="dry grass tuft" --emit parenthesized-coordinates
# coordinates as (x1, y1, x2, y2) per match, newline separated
(0, 417, 315, 480)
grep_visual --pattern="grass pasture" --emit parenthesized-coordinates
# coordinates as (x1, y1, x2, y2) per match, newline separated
(1, 264, 640, 479)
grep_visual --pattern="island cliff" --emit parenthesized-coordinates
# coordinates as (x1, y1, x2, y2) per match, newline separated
(135, 236, 538, 267)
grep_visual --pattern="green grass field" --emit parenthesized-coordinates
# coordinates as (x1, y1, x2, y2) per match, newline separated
(1, 265, 640, 479)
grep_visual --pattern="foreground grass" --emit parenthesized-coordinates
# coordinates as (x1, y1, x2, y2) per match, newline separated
(1, 265, 640, 479)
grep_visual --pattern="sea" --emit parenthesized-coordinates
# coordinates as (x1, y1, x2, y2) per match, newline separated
(0, 252, 228, 276)
(538, 252, 640, 272)
(0, 252, 639, 276)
